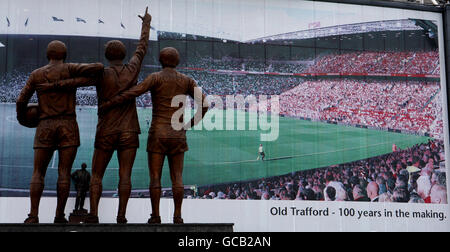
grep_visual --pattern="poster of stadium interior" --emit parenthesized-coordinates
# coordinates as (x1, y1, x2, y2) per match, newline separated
(0, 0, 448, 229)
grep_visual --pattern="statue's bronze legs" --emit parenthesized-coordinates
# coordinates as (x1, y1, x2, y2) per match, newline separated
(28, 149, 53, 220)
(168, 152, 184, 221)
(55, 147, 77, 223)
(148, 152, 164, 219)
(88, 148, 113, 219)
(148, 152, 184, 223)
(27, 147, 77, 223)
(88, 147, 136, 223)
(117, 148, 137, 222)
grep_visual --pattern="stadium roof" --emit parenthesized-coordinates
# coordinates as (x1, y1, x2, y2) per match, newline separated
(246, 19, 435, 43)
(157, 30, 240, 43)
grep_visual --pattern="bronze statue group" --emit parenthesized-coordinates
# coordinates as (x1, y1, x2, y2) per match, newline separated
(16, 7, 209, 224)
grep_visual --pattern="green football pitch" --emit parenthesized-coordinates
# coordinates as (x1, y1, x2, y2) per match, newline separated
(0, 103, 430, 190)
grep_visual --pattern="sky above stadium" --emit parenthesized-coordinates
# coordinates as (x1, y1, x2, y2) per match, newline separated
(0, 0, 441, 41)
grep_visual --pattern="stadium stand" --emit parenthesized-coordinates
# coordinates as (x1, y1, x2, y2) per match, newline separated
(0, 49, 443, 139)
(279, 79, 443, 139)
(307, 50, 439, 75)
(196, 139, 446, 203)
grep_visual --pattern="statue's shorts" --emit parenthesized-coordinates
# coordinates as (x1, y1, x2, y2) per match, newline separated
(94, 132, 139, 151)
(147, 136, 188, 155)
(34, 117, 80, 149)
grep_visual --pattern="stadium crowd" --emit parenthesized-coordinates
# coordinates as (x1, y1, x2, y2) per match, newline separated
(0, 50, 443, 139)
(186, 56, 243, 71)
(307, 50, 439, 75)
(195, 139, 447, 204)
(184, 70, 304, 96)
(0, 49, 446, 204)
(183, 50, 439, 76)
(268, 61, 308, 74)
(280, 79, 443, 139)
(0, 70, 152, 107)
(185, 56, 309, 74)
(0, 70, 37, 104)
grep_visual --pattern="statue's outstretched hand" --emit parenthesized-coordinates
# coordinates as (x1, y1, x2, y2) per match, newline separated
(138, 7, 152, 23)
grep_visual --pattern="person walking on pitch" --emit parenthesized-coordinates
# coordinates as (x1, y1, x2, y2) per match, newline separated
(257, 144, 265, 161)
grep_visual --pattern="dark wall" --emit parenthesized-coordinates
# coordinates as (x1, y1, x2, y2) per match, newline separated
(262, 29, 437, 55)
(0, 35, 8, 76)
(0, 34, 161, 76)
(0, 26, 441, 77)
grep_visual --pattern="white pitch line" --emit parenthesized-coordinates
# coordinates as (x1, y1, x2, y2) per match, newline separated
(209, 139, 417, 166)
(0, 138, 424, 169)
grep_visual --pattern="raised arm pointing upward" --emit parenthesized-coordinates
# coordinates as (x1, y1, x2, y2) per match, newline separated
(36, 7, 152, 224)
(100, 47, 209, 224)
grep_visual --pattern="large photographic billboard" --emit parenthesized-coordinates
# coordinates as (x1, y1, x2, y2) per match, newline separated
(0, 0, 448, 231)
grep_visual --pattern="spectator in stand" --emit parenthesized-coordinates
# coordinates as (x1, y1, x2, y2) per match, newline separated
(431, 170, 446, 187)
(417, 170, 432, 203)
(409, 193, 425, 203)
(347, 176, 359, 201)
(378, 192, 393, 202)
(299, 188, 316, 201)
(325, 186, 336, 201)
(261, 191, 270, 200)
(366, 181, 379, 202)
(393, 188, 410, 203)
(375, 176, 387, 195)
(323, 172, 347, 201)
(353, 184, 370, 202)
(430, 185, 448, 204)
(396, 174, 408, 190)
(386, 177, 396, 194)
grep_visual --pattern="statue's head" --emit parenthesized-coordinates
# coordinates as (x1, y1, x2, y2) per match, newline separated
(159, 47, 179, 68)
(105, 40, 127, 61)
(81, 163, 87, 170)
(46, 40, 67, 61)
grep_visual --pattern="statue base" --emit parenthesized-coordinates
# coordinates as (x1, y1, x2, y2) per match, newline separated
(68, 209, 89, 224)
(0, 223, 234, 232)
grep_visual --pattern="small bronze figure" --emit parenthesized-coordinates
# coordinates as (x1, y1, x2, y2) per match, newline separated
(68, 163, 91, 224)
(16, 40, 103, 224)
(71, 163, 90, 212)
(100, 47, 209, 224)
